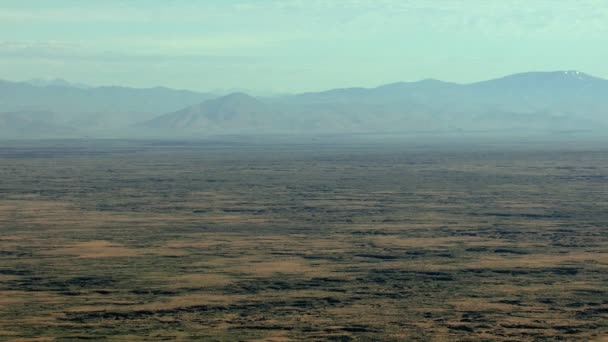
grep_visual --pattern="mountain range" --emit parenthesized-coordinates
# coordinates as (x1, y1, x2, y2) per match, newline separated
(1, 71, 607, 138)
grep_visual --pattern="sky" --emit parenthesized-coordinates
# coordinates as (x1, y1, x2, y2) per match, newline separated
(1, 0, 607, 93)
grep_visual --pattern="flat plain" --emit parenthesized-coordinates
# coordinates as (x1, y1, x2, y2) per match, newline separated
(0, 138, 607, 341)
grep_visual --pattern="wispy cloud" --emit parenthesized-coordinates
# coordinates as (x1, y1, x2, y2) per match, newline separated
(0, 39, 260, 64)
(3, 1, 607, 38)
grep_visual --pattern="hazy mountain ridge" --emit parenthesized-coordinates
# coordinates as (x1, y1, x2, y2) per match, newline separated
(23, 78, 91, 89)
(0, 79, 214, 134)
(143, 93, 278, 132)
(143, 71, 607, 134)
(1, 71, 607, 138)
(0, 111, 77, 138)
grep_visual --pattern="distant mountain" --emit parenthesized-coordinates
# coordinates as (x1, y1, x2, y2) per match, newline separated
(140, 71, 607, 135)
(470, 71, 605, 91)
(142, 93, 280, 133)
(291, 79, 460, 104)
(0, 79, 214, 132)
(23, 78, 91, 89)
(0, 111, 77, 138)
(2, 71, 608, 138)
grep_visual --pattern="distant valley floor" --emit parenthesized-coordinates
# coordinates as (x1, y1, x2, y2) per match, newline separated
(0, 140, 607, 340)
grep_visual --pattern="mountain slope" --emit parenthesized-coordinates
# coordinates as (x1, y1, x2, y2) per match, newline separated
(24, 78, 91, 89)
(0, 111, 77, 138)
(142, 93, 280, 132)
(0, 80, 215, 130)
(144, 71, 608, 135)
(3, 71, 607, 137)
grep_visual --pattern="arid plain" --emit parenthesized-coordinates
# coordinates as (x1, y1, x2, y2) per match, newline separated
(1, 139, 607, 341)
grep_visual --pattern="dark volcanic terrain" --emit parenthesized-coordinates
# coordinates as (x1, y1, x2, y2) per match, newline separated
(0, 139, 607, 341)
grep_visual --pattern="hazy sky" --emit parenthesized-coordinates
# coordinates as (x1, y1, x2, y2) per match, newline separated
(1, 0, 607, 92)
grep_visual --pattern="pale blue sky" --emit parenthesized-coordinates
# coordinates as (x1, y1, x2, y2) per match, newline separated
(1, 0, 607, 92)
